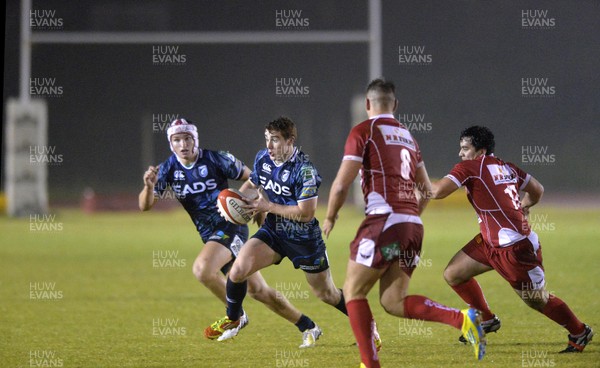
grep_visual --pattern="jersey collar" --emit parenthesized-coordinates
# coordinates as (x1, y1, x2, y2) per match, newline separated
(272, 147, 298, 167)
(175, 148, 201, 169)
(371, 113, 395, 120)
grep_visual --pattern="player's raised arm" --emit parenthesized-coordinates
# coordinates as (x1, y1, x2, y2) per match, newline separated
(323, 159, 361, 237)
(139, 165, 159, 211)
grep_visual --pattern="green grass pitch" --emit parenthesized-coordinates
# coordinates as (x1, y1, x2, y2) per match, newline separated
(1, 204, 599, 367)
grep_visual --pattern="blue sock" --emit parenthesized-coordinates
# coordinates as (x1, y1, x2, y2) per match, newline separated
(225, 277, 247, 320)
(295, 314, 316, 332)
(334, 288, 348, 315)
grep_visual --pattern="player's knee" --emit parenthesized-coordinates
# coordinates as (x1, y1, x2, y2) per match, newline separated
(443, 266, 461, 286)
(380, 298, 405, 317)
(227, 264, 247, 283)
(192, 261, 214, 285)
(521, 294, 548, 311)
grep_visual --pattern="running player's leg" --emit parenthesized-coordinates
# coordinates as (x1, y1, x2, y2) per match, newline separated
(380, 261, 463, 328)
(515, 282, 591, 353)
(304, 268, 346, 313)
(217, 270, 318, 344)
(226, 238, 281, 321)
(504, 236, 590, 352)
(344, 260, 385, 368)
(246, 271, 301, 324)
(192, 241, 233, 303)
(444, 235, 495, 321)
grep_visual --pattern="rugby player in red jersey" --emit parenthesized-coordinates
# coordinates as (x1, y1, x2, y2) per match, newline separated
(430, 125, 593, 353)
(323, 79, 486, 368)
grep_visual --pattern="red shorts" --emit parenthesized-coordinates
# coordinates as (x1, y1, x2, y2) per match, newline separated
(350, 213, 424, 276)
(462, 232, 545, 290)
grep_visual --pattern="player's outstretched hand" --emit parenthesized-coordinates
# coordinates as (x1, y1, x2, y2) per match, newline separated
(322, 218, 335, 239)
(143, 165, 160, 187)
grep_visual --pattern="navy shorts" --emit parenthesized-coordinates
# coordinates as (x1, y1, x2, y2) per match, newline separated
(252, 221, 329, 274)
(203, 221, 249, 275)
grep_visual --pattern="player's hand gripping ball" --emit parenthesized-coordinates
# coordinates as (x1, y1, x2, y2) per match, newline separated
(217, 188, 253, 225)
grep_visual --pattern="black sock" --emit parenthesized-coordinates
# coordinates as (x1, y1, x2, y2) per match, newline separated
(225, 277, 247, 320)
(295, 314, 316, 332)
(334, 288, 348, 315)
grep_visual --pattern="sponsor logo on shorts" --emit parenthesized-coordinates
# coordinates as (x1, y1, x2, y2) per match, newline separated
(230, 235, 243, 257)
(356, 238, 375, 267)
(209, 230, 230, 241)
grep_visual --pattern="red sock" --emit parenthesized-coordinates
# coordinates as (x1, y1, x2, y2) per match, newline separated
(541, 296, 585, 335)
(450, 278, 494, 321)
(403, 295, 463, 330)
(346, 299, 380, 368)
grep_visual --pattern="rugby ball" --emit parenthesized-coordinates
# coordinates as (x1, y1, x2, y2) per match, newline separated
(217, 188, 252, 225)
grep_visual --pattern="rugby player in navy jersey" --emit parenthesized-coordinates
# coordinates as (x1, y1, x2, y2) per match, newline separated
(139, 118, 318, 341)
(210, 116, 381, 349)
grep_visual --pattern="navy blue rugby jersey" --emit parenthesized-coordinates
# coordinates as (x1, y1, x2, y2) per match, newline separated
(249, 148, 322, 239)
(155, 149, 245, 240)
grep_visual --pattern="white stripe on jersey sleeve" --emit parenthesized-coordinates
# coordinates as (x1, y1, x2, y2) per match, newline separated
(520, 173, 532, 191)
(444, 174, 462, 188)
(297, 196, 318, 203)
(343, 155, 362, 162)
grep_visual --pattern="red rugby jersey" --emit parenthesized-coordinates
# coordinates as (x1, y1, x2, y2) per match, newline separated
(446, 154, 532, 247)
(343, 114, 423, 216)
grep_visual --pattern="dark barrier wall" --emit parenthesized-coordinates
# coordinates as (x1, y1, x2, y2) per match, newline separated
(3, 1, 599, 200)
